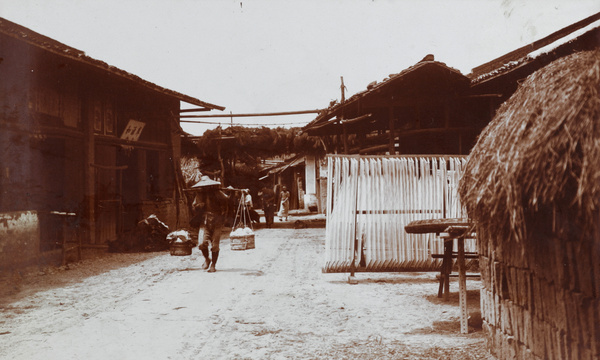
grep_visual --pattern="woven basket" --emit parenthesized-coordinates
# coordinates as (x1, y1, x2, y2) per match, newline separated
(230, 234, 255, 250)
(170, 241, 193, 256)
(245, 234, 255, 249)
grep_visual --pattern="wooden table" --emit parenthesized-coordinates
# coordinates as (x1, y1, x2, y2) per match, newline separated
(405, 218, 474, 334)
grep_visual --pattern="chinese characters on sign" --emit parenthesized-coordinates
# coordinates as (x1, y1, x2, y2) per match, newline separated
(121, 119, 145, 141)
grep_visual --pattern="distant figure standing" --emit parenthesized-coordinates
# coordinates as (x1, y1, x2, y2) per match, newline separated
(259, 185, 276, 228)
(241, 189, 260, 224)
(243, 189, 253, 208)
(278, 186, 290, 221)
(192, 177, 229, 273)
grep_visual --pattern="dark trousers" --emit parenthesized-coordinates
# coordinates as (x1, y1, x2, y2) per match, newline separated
(198, 213, 223, 252)
(264, 204, 275, 227)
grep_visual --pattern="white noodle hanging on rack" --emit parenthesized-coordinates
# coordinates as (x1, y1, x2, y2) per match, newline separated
(323, 155, 474, 273)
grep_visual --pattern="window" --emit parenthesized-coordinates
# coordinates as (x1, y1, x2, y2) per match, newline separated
(92, 97, 116, 135)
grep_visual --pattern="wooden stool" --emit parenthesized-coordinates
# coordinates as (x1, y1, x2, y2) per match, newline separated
(404, 218, 476, 334)
(432, 248, 479, 300)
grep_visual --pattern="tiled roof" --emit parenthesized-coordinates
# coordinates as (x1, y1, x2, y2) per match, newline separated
(304, 58, 467, 130)
(469, 12, 600, 84)
(0, 17, 225, 110)
(304, 12, 600, 133)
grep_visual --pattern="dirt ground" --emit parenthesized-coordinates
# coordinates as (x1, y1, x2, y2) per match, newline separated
(0, 227, 494, 360)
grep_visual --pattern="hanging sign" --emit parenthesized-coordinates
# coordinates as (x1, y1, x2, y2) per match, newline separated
(121, 119, 145, 141)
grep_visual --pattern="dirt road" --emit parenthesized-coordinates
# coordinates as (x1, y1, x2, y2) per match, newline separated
(0, 228, 493, 359)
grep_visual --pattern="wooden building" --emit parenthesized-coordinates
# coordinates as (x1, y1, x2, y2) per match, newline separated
(303, 56, 494, 156)
(303, 12, 600, 159)
(265, 155, 305, 210)
(469, 12, 600, 103)
(0, 18, 224, 270)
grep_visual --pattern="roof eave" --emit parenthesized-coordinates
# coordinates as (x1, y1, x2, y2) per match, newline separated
(304, 61, 469, 133)
(469, 11, 600, 79)
(0, 17, 225, 111)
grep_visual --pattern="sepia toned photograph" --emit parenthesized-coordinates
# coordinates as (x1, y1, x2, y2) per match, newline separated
(1, 1, 599, 359)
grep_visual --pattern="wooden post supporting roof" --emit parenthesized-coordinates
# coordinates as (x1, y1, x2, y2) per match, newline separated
(342, 122, 349, 154)
(84, 102, 96, 244)
(388, 107, 395, 155)
(340, 77, 348, 154)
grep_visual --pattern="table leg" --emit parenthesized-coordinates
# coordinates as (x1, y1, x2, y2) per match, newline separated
(440, 240, 452, 299)
(458, 237, 468, 334)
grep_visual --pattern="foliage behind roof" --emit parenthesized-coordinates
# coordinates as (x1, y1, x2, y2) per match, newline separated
(0, 17, 225, 110)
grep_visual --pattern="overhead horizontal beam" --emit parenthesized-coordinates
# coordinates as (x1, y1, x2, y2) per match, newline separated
(460, 94, 503, 98)
(358, 144, 391, 155)
(340, 113, 373, 125)
(180, 109, 323, 118)
(180, 107, 213, 113)
(394, 126, 475, 137)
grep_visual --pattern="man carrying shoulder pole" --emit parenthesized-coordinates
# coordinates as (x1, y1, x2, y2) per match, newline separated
(191, 176, 229, 273)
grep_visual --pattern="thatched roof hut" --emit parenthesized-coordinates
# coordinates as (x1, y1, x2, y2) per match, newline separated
(459, 49, 600, 359)
(460, 49, 600, 242)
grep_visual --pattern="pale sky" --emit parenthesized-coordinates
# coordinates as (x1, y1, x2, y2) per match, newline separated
(2, 0, 599, 135)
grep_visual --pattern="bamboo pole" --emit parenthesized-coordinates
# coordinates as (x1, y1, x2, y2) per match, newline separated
(349, 157, 359, 283)
(458, 236, 468, 334)
(179, 109, 322, 118)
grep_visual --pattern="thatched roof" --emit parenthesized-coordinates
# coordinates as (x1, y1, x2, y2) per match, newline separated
(459, 49, 600, 241)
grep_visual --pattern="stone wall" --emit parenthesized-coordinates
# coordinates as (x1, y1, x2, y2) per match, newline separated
(0, 211, 40, 271)
(478, 221, 599, 359)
